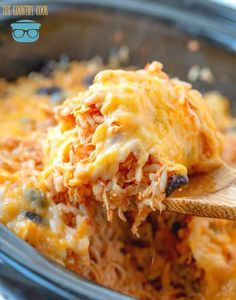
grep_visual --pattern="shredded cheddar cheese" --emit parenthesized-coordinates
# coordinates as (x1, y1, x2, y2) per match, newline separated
(41, 61, 223, 226)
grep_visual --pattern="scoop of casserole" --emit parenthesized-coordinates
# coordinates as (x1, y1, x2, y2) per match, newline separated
(41, 61, 223, 231)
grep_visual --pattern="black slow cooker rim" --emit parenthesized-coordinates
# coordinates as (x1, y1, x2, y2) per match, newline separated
(1, 0, 236, 52)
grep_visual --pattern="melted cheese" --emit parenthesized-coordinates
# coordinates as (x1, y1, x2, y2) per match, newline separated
(43, 61, 222, 187)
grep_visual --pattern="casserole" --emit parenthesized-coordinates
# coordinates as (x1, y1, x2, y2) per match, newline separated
(0, 1, 236, 299)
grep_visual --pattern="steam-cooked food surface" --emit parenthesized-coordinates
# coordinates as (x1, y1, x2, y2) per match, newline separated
(0, 59, 235, 300)
(41, 61, 222, 230)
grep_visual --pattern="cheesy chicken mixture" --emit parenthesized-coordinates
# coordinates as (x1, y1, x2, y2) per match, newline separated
(0, 59, 235, 300)
(41, 61, 222, 232)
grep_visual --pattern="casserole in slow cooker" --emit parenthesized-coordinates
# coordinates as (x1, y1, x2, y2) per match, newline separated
(0, 1, 236, 300)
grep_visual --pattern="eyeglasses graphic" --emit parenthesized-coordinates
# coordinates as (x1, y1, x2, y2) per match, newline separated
(11, 20, 41, 43)
(12, 29, 39, 39)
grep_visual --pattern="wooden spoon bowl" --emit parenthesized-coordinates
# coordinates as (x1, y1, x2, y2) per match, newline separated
(163, 165, 236, 220)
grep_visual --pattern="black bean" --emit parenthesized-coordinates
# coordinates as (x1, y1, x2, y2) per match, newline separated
(165, 174, 189, 197)
(57, 54, 70, 71)
(83, 73, 96, 87)
(24, 188, 46, 207)
(35, 86, 67, 104)
(171, 221, 181, 235)
(40, 60, 57, 77)
(132, 239, 149, 248)
(23, 211, 42, 224)
(50, 91, 67, 104)
(36, 86, 62, 96)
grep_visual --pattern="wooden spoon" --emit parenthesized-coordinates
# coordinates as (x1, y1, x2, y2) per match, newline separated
(163, 165, 236, 220)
